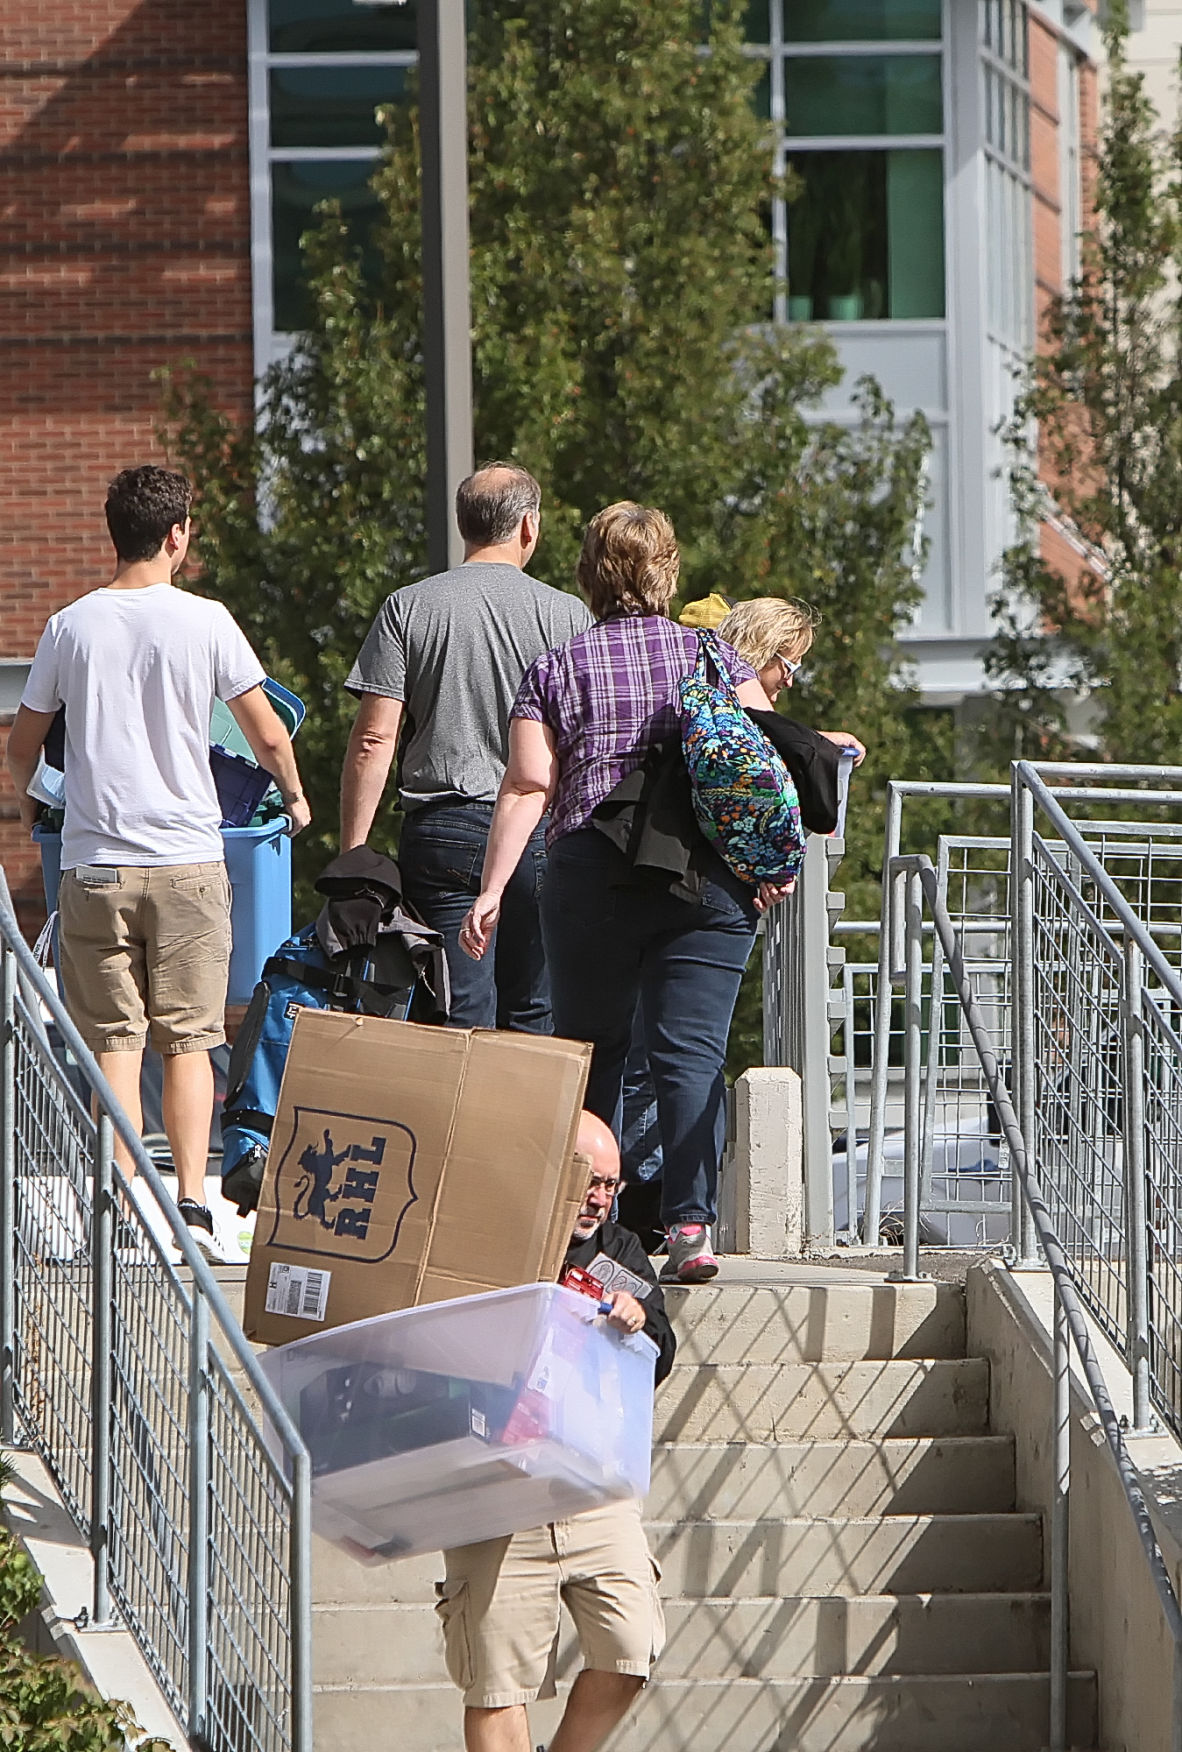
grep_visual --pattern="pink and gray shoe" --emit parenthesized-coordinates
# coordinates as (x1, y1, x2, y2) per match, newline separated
(659, 1224, 719, 1284)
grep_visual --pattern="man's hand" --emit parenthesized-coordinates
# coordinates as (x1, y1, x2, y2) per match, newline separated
(284, 793, 312, 835)
(603, 1291, 647, 1337)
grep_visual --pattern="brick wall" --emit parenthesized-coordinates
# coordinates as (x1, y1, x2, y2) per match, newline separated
(0, 0, 254, 938)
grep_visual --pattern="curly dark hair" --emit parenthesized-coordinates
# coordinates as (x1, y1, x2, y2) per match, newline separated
(104, 465, 193, 563)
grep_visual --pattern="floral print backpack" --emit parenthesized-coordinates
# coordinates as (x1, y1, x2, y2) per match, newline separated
(678, 631, 808, 887)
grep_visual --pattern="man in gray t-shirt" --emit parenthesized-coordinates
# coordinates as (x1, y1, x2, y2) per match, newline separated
(341, 462, 591, 1031)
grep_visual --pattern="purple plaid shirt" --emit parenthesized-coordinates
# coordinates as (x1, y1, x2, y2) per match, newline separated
(512, 615, 755, 843)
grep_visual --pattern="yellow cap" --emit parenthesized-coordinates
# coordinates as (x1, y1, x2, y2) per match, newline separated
(678, 592, 732, 629)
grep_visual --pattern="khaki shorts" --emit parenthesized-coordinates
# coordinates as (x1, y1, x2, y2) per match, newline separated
(58, 862, 231, 1055)
(435, 1498, 664, 1710)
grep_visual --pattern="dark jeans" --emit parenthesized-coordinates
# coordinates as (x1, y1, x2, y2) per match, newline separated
(541, 830, 757, 1230)
(399, 802, 551, 1033)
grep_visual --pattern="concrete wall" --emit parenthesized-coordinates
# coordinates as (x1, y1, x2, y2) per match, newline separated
(966, 1260, 1182, 1752)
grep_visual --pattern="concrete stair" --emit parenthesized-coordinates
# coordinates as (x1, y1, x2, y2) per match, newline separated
(305, 1267, 1099, 1751)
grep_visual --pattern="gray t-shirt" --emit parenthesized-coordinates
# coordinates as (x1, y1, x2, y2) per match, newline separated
(346, 561, 593, 810)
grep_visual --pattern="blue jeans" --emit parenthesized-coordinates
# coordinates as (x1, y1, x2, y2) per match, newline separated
(541, 830, 757, 1230)
(399, 803, 551, 1032)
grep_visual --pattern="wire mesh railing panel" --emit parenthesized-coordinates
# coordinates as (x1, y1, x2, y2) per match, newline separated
(1139, 985, 1182, 1443)
(1, 893, 311, 1752)
(11, 998, 96, 1533)
(107, 1213, 194, 1716)
(1030, 836, 1127, 1350)
(1077, 825, 1182, 973)
(206, 1362, 297, 1752)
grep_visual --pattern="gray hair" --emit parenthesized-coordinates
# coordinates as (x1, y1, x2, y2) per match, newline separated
(455, 461, 542, 546)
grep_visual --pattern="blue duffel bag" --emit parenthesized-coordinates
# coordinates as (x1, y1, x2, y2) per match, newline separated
(221, 924, 416, 1215)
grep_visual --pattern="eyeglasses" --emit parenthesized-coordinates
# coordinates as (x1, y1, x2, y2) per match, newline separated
(778, 652, 803, 678)
(586, 1175, 621, 1194)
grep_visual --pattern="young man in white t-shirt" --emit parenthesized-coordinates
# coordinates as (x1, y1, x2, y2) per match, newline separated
(6, 464, 311, 1257)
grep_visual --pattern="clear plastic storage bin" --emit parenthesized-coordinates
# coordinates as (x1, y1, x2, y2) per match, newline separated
(258, 1282, 657, 1562)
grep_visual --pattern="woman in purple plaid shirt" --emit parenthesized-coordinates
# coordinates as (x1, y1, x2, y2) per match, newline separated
(460, 502, 795, 1285)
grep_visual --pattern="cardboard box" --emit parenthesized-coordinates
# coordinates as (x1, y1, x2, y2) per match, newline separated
(257, 1283, 657, 1560)
(243, 1010, 592, 1345)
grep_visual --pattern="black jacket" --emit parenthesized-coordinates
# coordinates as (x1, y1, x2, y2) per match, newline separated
(744, 708, 842, 835)
(564, 1220, 676, 1386)
(589, 738, 713, 902)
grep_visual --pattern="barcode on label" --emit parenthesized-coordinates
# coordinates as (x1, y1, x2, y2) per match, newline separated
(265, 1262, 331, 1322)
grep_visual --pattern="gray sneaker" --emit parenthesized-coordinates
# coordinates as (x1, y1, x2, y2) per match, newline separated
(659, 1224, 719, 1284)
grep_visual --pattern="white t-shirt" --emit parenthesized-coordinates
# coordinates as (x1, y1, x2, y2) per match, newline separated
(21, 583, 266, 869)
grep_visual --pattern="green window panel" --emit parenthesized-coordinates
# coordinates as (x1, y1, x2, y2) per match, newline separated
(271, 160, 383, 331)
(269, 66, 410, 149)
(783, 0, 941, 42)
(268, 0, 418, 55)
(784, 52, 941, 136)
(785, 147, 944, 320)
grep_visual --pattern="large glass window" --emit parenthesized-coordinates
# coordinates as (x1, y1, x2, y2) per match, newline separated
(748, 0, 946, 323)
(785, 149, 943, 321)
(783, 0, 941, 44)
(251, 0, 415, 354)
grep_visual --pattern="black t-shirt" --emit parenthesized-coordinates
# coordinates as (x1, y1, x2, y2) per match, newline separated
(564, 1219, 676, 1385)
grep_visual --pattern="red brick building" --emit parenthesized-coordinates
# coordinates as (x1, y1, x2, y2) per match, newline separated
(0, 0, 1098, 940)
(1, 0, 254, 931)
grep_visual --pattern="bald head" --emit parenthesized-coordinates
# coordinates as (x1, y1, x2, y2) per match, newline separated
(571, 1109, 622, 1242)
(455, 461, 541, 557)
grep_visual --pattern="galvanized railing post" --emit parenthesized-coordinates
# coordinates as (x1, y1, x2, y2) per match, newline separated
(1011, 768, 1039, 1264)
(1122, 938, 1153, 1433)
(91, 1111, 114, 1625)
(1049, 1293, 1071, 1752)
(894, 862, 924, 1281)
(290, 1448, 313, 1752)
(188, 1292, 211, 1741)
(1, 946, 16, 1445)
(865, 784, 904, 1244)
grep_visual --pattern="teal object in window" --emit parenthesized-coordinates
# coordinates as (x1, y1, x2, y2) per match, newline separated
(786, 148, 944, 320)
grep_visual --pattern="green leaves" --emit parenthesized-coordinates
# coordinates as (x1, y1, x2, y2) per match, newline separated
(988, 9, 1182, 769)
(162, 0, 930, 976)
(0, 1525, 171, 1751)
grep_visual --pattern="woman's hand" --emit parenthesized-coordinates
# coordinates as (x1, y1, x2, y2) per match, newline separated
(819, 729, 866, 766)
(755, 877, 796, 913)
(460, 892, 502, 961)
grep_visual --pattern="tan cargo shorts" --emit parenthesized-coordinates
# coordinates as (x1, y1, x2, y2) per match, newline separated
(58, 862, 232, 1055)
(435, 1498, 664, 1710)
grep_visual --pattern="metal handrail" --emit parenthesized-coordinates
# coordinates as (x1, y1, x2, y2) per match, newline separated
(893, 853, 1182, 1752)
(866, 768, 1182, 1243)
(0, 867, 312, 1752)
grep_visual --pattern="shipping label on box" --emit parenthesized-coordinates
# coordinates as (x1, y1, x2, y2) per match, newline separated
(244, 1011, 592, 1344)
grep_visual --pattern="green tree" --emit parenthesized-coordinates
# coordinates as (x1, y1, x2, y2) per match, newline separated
(986, 3, 1182, 763)
(0, 1459, 172, 1750)
(162, 0, 930, 1064)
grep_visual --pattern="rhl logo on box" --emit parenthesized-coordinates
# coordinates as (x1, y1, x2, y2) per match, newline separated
(267, 1105, 417, 1264)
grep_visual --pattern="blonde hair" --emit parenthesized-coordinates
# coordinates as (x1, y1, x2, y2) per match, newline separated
(576, 502, 680, 619)
(717, 597, 820, 669)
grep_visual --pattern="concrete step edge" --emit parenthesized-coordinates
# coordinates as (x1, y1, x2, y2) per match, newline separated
(313, 1670, 1098, 1695)
(649, 1435, 1013, 1448)
(310, 1590, 1057, 1613)
(646, 1512, 1040, 1529)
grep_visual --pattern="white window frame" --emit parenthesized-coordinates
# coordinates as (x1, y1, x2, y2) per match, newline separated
(752, 3, 946, 327)
(247, 0, 416, 377)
